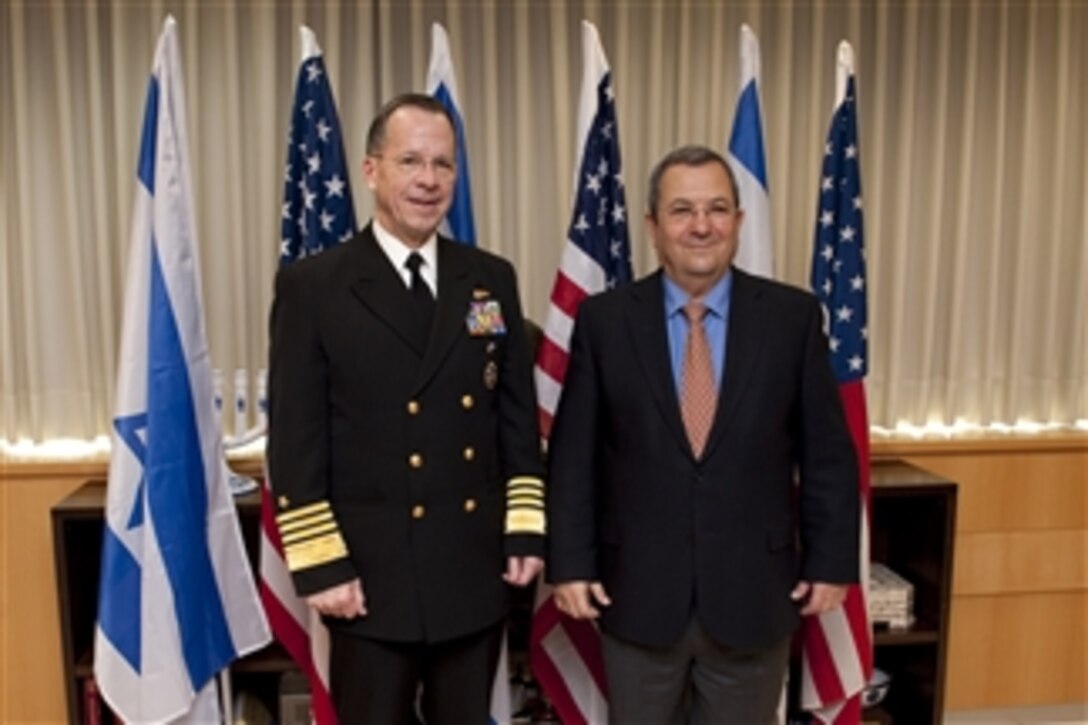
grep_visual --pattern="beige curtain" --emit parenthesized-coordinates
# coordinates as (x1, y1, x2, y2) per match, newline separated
(1, 0, 1084, 443)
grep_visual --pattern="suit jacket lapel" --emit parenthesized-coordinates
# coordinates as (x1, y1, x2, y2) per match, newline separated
(414, 238, 472, 392)
(625, 272, 691, 456)
(703, 269, 764, 458)
(348, 225, 428, 357)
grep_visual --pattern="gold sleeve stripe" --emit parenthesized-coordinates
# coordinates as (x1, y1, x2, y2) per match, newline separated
(507, 496, 545, 509)
(276, 500, 332, 524)
(281, 521, 340, 545)
(507, 488, 543, 497)
(284, 532, 349, 572)
(278, 511, 334, 534)
(505, 508, 546, 536)
(506, 476, 544, 488)
(508, 496, 543, 506)
(507, 483, 544, 493)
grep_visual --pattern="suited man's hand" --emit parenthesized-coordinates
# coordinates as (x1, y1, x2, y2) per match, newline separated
(791, 581, 848, 616)
(554, 581, 612, 620)
(504, 556, 544, 586)
(307, 578, 367, 619)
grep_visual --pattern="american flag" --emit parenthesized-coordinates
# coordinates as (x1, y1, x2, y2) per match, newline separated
(534, 21, 633, 441)
(531, 21, 631, 725)
(278, 33, 356, 263)
(800, 54, 874, 724)
(260, 26, 355, 725)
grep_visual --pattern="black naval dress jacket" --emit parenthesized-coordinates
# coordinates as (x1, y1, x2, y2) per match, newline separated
(267, 225, 545, 644)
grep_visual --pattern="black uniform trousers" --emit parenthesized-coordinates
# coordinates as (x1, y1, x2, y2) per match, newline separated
(329, 622, 504, 725)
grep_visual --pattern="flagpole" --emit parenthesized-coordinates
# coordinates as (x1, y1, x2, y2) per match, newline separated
(836, 41, 854, 107)
(219, 669, 234, 723)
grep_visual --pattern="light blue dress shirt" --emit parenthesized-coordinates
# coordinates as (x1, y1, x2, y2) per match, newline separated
(663, 271, 733, 397)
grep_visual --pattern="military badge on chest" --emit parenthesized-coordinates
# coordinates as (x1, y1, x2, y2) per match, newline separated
(467, 289, 505, 391)
(466, 294, 507, 337)
(483, 359, 499, 390)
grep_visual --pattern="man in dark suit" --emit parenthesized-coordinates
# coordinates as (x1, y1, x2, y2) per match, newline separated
(267, 94, 545, 724)
(547, 145, 860, 723)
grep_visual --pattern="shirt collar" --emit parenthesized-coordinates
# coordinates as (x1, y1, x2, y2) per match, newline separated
(372, 219, 438, 279)
(663, 268, 733, 319)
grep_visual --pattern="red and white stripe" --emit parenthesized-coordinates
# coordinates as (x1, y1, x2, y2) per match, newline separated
(801, 381, 873, 724)
(534, 241, 607, 437)
(534, 22, 613, 440)
(530, 584, 609, 724)
(259, 479, 338, 725)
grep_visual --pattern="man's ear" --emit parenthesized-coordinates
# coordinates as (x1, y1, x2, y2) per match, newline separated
(643, 211, 658, 243)
(362, 156, 377, 190)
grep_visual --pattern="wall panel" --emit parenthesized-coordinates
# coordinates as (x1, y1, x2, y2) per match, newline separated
(946, 592, 1087, 708)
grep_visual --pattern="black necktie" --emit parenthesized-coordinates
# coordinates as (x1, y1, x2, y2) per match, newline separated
(405, 252, 435, 338)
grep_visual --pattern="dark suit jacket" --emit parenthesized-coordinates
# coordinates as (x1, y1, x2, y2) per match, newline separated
(267, 225, 545, 644)
(547, 268, 859, 650)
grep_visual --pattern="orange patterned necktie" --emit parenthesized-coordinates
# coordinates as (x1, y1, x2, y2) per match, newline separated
(681, 301, 717, 457)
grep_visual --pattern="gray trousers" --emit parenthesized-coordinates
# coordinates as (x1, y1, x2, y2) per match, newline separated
(602, 617, 790, 724)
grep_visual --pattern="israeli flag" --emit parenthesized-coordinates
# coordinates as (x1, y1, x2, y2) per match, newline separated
(94, 16, 270, 722)
(727, 24, 774, 277)
(426, 22, 477, 245)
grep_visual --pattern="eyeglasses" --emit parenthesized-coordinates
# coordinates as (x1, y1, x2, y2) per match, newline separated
(664, 202, 739, 223)
(374, 153, 456, 181)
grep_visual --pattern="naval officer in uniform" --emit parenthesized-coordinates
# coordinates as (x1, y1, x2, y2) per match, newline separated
(267, 93, 545, 724)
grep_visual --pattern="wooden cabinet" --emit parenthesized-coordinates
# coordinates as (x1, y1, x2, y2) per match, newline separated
(51, 481, 293, 723)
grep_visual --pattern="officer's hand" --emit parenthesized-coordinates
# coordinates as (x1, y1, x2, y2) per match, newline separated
(554, 581, 611, 620)
(307, 578, 367, 619)
(504, 556, 544, 586)
(791, 580, 847, 616)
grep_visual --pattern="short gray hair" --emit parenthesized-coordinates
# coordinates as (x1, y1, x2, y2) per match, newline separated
(646, 145, 741, 220)
(366, 93, 455, 156)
